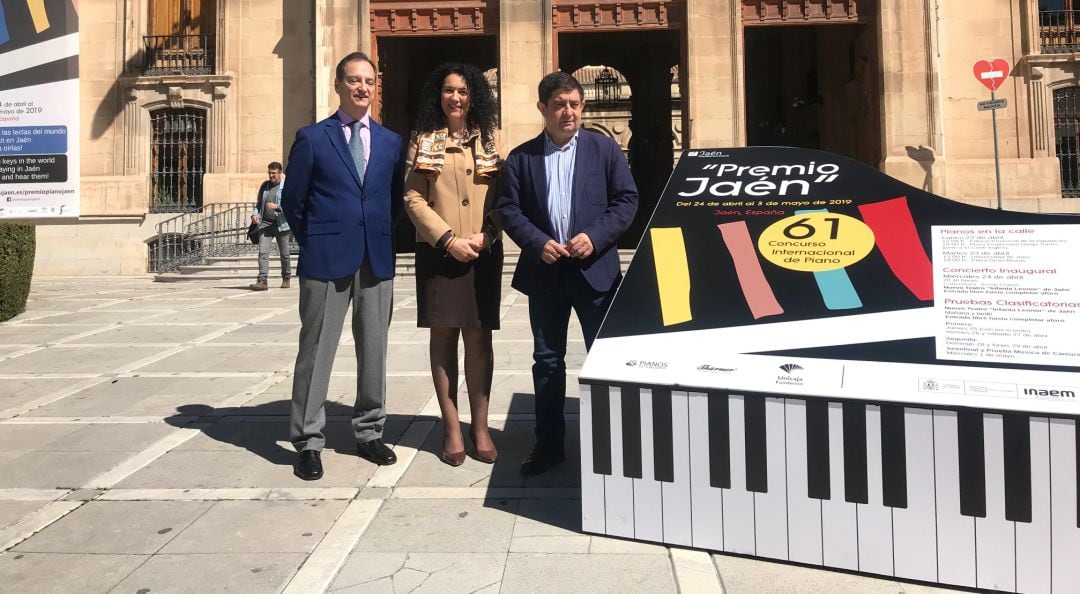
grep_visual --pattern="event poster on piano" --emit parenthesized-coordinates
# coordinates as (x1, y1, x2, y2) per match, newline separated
(584, 147, 1080, 416)
(0, 0, 80, 219)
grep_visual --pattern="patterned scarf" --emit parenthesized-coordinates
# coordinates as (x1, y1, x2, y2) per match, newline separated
(412, 127, 500, 178)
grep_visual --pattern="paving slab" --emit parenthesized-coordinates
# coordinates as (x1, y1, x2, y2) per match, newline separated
(159, 499, 348, 554)
(330, 552, 506, 593)
(36, 423, 178, 452)
(15, 310, 166, 325)
(0, 378, 91, 413)
(0, 552, 147, 593)
(0, 345, 172, 374)
(113, 552, 305, 593)
(0, 502, 47, 531)
(13, 500, 212, 554)
(23, 376, 253, 418)
(139, 309, 275, 324)
(711, 554, 955, 593)
(502, 552, 677, 593)
(203, 323, 301, 344)
(354, 498, 517, 554)
(64, 324, 224, 344)
(0, 324, 97, 345)
(138, 345, 292, 373)
(0, 450, 137, 489)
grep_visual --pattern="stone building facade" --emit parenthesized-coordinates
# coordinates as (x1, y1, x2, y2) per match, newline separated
(36, 0, 1080, 274)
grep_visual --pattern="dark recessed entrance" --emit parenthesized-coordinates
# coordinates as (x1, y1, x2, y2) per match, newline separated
(744, 25, 881, 167)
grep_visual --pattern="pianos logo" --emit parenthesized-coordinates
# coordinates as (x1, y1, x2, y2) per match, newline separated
(1020, 386, 1077, 400)
(625, 359, 668, 370)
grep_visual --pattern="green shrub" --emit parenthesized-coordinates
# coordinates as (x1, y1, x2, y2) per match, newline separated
(0, 222, 36, 322)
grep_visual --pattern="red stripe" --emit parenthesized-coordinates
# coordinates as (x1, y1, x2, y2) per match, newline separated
(857, 197, 934, 301)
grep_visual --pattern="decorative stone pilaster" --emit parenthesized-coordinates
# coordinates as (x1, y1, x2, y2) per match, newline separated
(211, 84, 229, 172)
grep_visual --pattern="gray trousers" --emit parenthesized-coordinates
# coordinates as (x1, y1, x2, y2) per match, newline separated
(258, 228, 292, 282)
(290, 261, 393, 451)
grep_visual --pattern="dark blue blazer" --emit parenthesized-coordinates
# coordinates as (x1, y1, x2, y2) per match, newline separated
(282, 114, 405, 281)
(496, 130, 638, 296)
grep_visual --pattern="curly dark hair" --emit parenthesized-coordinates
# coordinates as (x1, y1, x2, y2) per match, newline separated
(412, 63, 498, 138)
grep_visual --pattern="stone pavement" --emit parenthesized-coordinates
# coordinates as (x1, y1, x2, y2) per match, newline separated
(0, 276, 956, 593)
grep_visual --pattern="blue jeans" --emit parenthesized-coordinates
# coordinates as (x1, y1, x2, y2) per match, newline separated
(528, 264, 615, 455)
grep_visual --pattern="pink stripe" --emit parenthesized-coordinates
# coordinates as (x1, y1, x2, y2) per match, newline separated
(718, 221, 784, 320)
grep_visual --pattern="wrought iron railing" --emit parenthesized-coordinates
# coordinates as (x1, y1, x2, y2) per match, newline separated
(1040, 10, 1080, 53)
(1054, 87, 1080, 197)
(142, 34, 216, 75)
(148, 202, 298, 273)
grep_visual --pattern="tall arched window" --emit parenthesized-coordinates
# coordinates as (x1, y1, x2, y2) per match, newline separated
(1054, 87, 1080, 197)
(150, 108, 206, 212)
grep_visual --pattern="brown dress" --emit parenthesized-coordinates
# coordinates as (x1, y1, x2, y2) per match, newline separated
(404, 135, 502, 329)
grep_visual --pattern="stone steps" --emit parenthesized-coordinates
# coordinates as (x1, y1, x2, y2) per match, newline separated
(154, 250, 634, 282)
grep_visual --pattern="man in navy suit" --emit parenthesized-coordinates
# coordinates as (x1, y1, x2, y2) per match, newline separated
(282, 52, 405, 480)
(496, 71, 638, 476)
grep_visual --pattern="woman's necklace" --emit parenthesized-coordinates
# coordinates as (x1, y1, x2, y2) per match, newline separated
(449, 128, 467, 145)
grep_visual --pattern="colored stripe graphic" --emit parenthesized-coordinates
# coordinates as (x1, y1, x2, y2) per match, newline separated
(649, 227, 693, 326)
(857, 197, 934, 301)
(0, 1, 9, 46)
(795, 209, 863, 310)
(27, 0, 51, 33)
(718, 221, 784, 320)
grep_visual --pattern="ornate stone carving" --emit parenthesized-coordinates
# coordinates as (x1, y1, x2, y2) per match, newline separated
(552, 1, 684, 30)
(371, 1, 495, 34)
(741, 0, 866, 25)
(167, 86, 184, 108)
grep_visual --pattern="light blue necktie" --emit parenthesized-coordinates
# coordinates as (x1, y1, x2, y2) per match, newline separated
(349, 121, 366, 186)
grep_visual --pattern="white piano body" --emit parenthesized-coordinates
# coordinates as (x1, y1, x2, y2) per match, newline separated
(579, 148, 1080, 593)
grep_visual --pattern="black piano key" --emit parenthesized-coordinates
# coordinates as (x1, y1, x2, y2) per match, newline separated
(622, 387, 642, 479)
(805, 399, 830, 500)
(591, 384, 612, 475)
(744, 395, 768, 493)
(708, 392, 731, 489)
(957, 411, 987, 518)
(842, 402, 868, 504)
(880, 405, 908, 509)
(653, 388, 675, 483)
(1002, 413, 1032, 523)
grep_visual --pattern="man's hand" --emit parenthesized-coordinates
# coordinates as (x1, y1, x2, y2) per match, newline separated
(251, 215, 259, 224)
(541, 239, 571, 264)
(466, 233, 486, 251)
(266, 202, 279, 211)
(564, 233, 594, 260)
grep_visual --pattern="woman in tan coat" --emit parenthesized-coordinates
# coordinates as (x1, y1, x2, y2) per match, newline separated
(404, 63, 502, 466)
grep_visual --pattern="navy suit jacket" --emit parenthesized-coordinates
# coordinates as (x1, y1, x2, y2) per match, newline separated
(496, 130, 638, 296)
(282, 114, 405, 281)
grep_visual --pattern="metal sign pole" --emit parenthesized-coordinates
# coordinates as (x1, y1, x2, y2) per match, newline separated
(991, 89, 1003, 210)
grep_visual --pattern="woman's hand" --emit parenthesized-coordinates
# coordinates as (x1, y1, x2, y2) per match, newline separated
(447, 236, 480, 262)
(465, 233, 486, 251)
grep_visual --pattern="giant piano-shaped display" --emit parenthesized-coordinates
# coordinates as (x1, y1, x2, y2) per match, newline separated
(579, 147, 1080, 593)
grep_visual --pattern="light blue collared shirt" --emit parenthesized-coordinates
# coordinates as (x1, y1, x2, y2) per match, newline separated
(543, 131, 578, 244)
(336, 109, 371, 167)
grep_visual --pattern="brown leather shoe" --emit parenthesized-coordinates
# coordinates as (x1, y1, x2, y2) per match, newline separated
(249, 280, 268, 291)
(469, 430, 497, 464)
(440, 449, 466, 467)
(280, 278, 291, 289)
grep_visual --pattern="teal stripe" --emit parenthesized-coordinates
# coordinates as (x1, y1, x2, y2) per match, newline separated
(795, 209, 863, 310)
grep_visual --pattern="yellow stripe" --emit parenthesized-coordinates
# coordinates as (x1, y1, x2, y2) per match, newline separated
(27, 0, 50, 33)
(650, 227, 692, 326)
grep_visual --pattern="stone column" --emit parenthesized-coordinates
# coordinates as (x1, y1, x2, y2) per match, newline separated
(499, 0, 547, 149)
(684, 0, 743, 148)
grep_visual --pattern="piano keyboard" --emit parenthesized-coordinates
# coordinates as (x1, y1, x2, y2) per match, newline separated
(579, 382, 1080, 593)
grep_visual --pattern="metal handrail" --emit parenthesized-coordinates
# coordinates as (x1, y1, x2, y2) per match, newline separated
(142, 34, 216, 75)
(1040, 10, 1080, 54)
(149, 202, 299, 273)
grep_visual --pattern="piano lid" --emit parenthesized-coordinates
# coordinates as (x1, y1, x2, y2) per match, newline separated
(583, 147, 1080, 415)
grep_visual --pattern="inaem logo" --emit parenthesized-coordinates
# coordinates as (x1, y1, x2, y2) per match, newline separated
(779, 363, 804, 375)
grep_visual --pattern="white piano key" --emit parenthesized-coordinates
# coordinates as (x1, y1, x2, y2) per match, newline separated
(975, 414, 1016, 591)
(821, 402, 858, 571)
(934, 409, 976, 587)
(604, 387, 636, 539)
(785, 398, 822, 565)
(857, 404, 894, 576)
(579, 383, 606, 534)
(723, 394, 757, 555)
(1050, 418, 1080, 593)
(689, 392, 724, 550)
(892, 407, 938, 583)
(752, 396, 788, 561)
(661, 390, 693, 546)
(1016, 417, 1050, 594)
(634, 389, 663, 542)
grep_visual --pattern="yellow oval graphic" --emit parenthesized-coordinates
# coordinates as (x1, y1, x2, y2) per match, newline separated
(757, 212, 875, 272)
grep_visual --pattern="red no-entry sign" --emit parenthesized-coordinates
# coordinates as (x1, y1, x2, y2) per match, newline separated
(973, 59, 1010, 92)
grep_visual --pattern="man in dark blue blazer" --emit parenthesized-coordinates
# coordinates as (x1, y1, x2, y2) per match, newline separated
(282, 52, 405, 481)
(496, 71, 638, 476)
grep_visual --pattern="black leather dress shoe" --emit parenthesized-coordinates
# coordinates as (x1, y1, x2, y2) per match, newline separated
(293, 450, 323, 481)
(356, 438, 397, 466)
(519, 448, 566, 476)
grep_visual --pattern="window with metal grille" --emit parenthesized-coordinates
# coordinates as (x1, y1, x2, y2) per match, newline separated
(1054, 87, 1080, 197)
(1040, 0, 1080, 53)
(150, 108, 206, 212)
